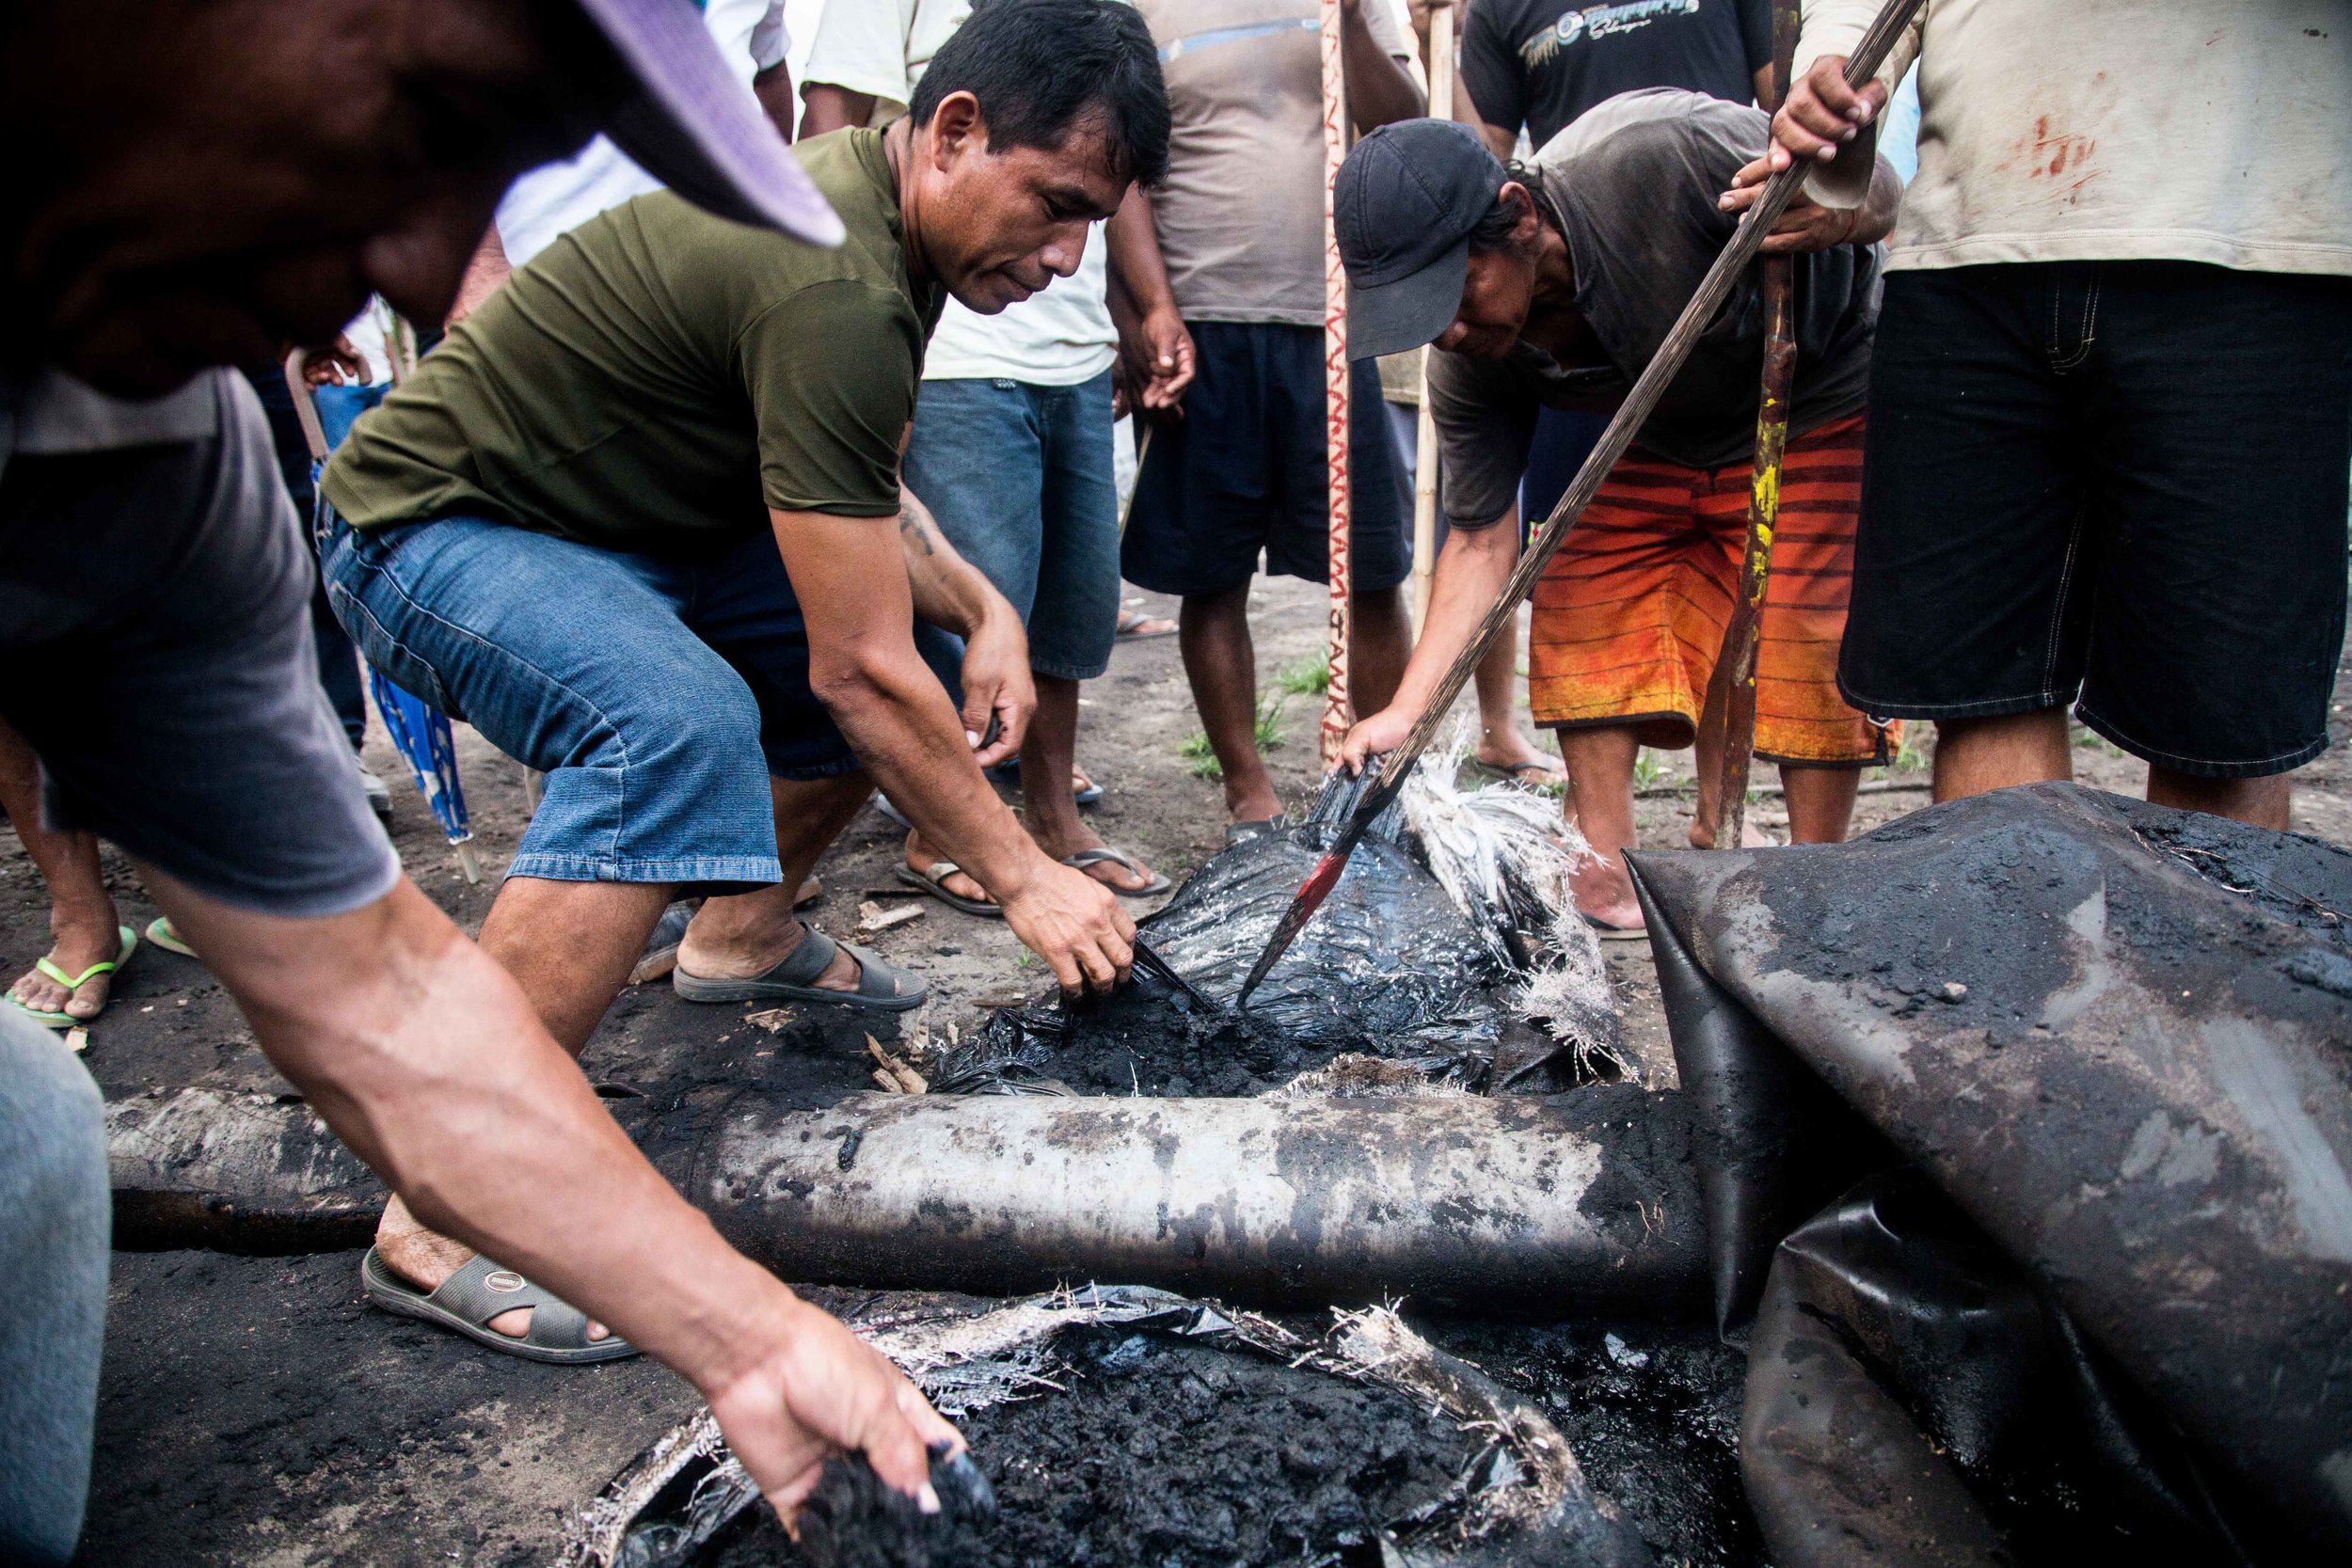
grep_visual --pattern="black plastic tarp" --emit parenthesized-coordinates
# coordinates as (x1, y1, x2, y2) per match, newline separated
(1628, 784, 2352, 1561)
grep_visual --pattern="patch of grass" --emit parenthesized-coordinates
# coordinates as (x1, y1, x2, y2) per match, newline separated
(1891, 730, 1931, 773)
(1176, 693, 1290, 781)
(1255, 691, 1290, 751)
(2071, 721, 2126, 759)
(1275, 653, 1330, 698)
(1632, 748, 1669, 791)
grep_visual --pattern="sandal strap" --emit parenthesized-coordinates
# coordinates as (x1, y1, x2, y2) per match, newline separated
(426, 1255, 597, 1350)
(34, 956, 117, 990)
(834, 940, 912, 1002)
(33, 927, 134, 992)
(1063, 847, 1143, 875)
(767, 926, 841, 988)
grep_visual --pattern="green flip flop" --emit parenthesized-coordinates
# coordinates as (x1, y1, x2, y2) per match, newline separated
(7, 924, 138, 1029)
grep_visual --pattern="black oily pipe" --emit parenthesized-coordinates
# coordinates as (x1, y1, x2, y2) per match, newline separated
(657, 1085, 1707, 1313)
(106, 1085, 1708, 1313)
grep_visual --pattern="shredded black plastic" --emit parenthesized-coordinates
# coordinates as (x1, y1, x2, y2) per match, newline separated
(939, 773, 1510, 1094)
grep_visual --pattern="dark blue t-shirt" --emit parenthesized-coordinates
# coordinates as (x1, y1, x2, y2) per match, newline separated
(1462, 0, 1769, 145)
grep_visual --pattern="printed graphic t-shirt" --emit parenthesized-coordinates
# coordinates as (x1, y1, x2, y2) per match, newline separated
(1463, 0, 1768, 145)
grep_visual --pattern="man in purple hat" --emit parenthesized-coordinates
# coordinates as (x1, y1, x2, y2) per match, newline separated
(0, 0, 956, 1556)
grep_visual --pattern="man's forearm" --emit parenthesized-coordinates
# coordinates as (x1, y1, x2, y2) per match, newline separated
(798, 82, 877, 140)
(898, 487, 1001, 638)
(152, 874, 806, 1401)
(1343, 10, 1426, 132)
(1856, 153, 1904, 245)
(1386, 513, 1518, 716)
(1105, 185, 1176, 317)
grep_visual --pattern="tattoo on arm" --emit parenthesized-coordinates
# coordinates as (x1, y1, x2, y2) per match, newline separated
(897, 492, 940, 558)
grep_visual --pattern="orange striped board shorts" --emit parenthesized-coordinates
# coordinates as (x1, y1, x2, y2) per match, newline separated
(1527, 414, 1896, 767)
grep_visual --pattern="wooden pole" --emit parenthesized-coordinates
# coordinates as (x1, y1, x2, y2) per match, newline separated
(1700, 0, 1803, 851)
(1237, 0, 1930, 1005)
(1408, 0, 1454, 636)
(1318, 0, 1354, 767)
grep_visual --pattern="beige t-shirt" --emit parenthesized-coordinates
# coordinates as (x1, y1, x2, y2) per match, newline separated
(1137, 0, 1414, 325)
(1798, 0, 2352, 276)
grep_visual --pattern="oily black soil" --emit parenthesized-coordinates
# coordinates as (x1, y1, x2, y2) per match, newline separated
(945, 973, 1491, 1098)
(707, 1323, 1472, 1568)
(1425, 1316, 1761, 1568)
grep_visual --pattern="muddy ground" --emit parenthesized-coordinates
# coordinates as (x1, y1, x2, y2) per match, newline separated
(14, 575, 2352, 1565)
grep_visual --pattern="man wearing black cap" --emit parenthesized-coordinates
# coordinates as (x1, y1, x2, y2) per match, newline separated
(0, 0, 956, 1553)
(1332, 97, 1899, 938)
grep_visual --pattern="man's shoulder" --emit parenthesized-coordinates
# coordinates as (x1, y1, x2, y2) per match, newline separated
(1534, 87, 1761, 191)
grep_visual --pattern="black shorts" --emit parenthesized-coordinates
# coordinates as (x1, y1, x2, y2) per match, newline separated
(1121, 320, 1411, 597)
(1838, 261, 2352, 779)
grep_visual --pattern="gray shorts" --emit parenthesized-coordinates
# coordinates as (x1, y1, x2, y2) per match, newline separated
(0, 372, 398, 918)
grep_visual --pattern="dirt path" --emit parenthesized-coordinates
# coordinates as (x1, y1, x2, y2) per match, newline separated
(11, 574, 2349, 1564)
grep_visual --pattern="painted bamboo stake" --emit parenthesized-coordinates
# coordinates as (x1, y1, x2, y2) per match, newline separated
(1318, 0, 1354, 767)
(1703, 0, 1804, 851)
(1408, 0, 1454, 635)
(1237, 0, 1928, 1004)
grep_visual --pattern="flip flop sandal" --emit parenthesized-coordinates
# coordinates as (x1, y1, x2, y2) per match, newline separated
(894, 861, 1004, 920)
(7, 924, 137, 1029)
(628, 900, 698, 986)
(672, 927, 928, 1011)
(146, 916, 199, 958)
(1469, 758, 1566, 790)
(1116, 610, 1178, 641)
(1223, 815, 1291, 847)
(1062, 846, 1171, 897)
(1581, 912, 1651, 943)
(360, 1247, 637, 1365)
(981, 762, 1105, 807)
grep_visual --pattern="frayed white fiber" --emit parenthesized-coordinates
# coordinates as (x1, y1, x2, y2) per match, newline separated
(1400, 723, 1630, 1080)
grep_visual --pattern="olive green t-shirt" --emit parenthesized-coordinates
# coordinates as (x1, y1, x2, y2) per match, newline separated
(322, 129, 943, 552)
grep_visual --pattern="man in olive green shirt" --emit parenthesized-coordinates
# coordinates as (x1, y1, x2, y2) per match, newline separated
(320, 0, 1171, 1359)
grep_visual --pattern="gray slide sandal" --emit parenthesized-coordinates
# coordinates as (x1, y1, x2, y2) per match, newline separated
(361, 1248, 637, 1365)
(671, 927, 928, 1011)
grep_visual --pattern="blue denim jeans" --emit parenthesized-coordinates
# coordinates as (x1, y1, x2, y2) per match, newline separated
(0, 1009, 108, 1565)
(902, 370, 1120, 681)
(322, 514, 950, 890)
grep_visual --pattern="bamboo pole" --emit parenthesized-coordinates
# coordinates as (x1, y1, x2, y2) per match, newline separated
(1701, 0, 1803, 851)
(1408, 0, 1454, 636)
(1318, 0, 1354, 766)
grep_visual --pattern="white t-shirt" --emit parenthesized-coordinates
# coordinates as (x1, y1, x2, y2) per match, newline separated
(495, 0, 790, 265)
(800, 0, 1118, 386)
(1799, 0, 2352, 277)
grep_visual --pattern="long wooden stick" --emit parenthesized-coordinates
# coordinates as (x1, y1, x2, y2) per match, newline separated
(1408, 0, 1455, 635)
(1317, 0, 1354, 766)
(1237, 0, 1927, 1005)
(1701, 0, 1804, 850)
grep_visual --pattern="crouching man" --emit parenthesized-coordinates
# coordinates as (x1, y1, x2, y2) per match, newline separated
(319, 0, 1159, 1354)
(1331, 98, 1900, 940)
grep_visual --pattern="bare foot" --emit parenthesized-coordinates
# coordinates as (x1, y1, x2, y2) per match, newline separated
(1568, 854, 1645, 934)
(677, 915, 865, 992)
(1224, 781, 1282, 826)
(9, 908, 122, 1021)
(373, 1196, 611, 1343)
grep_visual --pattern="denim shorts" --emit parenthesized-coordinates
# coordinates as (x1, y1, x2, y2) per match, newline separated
(322, 513, 950, 889)
(1839, 261, 2352, 778)
(902, 369, 1120, 681)
(1120, 321, 1410, 597)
